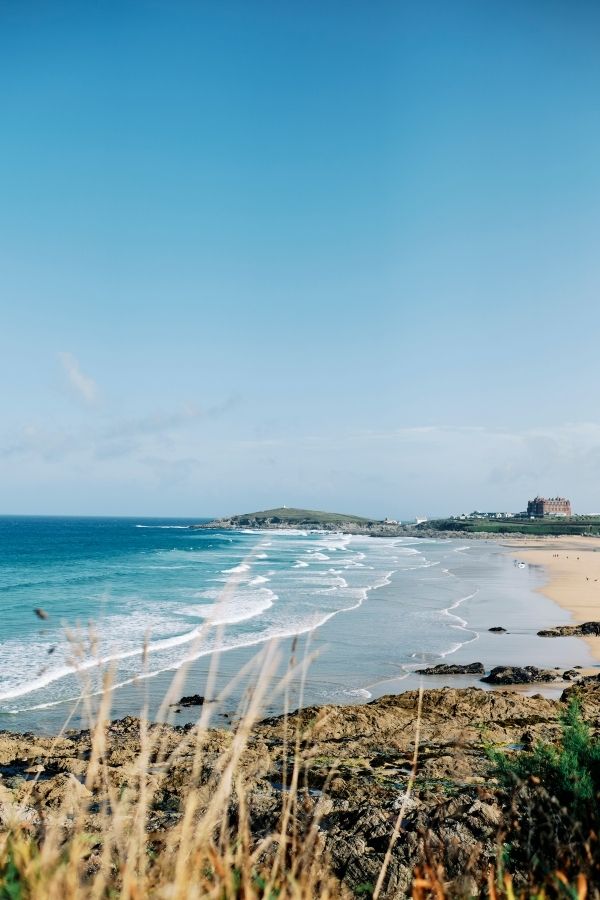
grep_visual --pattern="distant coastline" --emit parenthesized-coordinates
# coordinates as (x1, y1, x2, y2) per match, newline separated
(192, 506, 600, 539)
(190, 506, 413, 537)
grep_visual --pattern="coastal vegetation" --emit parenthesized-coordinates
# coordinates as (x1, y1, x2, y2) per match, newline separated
(193, 507, 402, 534)
(200, 507, 378, 526)
(491, 697, 600, 887)
(1, 652, 600, 898)
(198, 507, 600, 539)
(424, 517, 600, 536)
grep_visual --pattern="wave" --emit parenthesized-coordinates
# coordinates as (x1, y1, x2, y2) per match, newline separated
(135, 524, 190, 529)
(0, 530, 437, 712)
(179, 588, 275, 626)
(344, 688, 372, 699)
(441, 590, 478, 630)
(0, 586, 276, 703)
(323, 687, 373, 701)
(242, 528, 309, 537)
(0, 563, 394, 707)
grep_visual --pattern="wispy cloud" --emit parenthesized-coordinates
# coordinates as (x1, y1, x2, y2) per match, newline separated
(0, 393, 241, 465)
(58, 352, 99, 407)
(5, 414, 600, 514)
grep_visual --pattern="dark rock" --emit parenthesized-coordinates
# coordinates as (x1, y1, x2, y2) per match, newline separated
(0, 687, 580, 897)
(170, 694, 205, 707)
(416, 662, 485, 675)
(538, 621, 600, 637)
(481, 666, 561, 685)
(488, 627, 507, 633)
(563, 670, 580, 680)
(571, 621, 600, 636)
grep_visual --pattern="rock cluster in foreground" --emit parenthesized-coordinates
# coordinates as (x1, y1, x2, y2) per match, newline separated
(2, 681, 600, 896)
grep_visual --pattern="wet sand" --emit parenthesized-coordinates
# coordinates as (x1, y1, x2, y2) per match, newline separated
(508, 536, 600, 660)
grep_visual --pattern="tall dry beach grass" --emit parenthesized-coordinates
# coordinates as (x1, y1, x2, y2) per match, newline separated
(0, 550, 594, 898)
(0, 630, 344, 898)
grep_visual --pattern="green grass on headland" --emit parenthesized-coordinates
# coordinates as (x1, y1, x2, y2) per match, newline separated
(225, 507, 378, 525)
(424, 517, 600, 536)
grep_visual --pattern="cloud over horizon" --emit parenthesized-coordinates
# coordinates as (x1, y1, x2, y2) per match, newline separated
(3, 403, 600, 517)
(58, 352, 99, 407)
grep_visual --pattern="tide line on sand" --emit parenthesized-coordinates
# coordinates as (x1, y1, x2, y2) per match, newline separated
(510, 536, 600, 662)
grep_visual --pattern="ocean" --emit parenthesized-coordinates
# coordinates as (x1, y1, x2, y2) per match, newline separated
(0, 516, 594, 734)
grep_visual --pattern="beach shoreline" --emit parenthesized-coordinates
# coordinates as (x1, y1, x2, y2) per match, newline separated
(506, 536, 600, 661)
(1, 525, 599, 735)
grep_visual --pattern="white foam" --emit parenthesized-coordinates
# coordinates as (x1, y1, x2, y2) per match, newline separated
(0, 555, 397, 705)
(221, 564, 251, 574)
(135, 524, 189, 529)
(0, 588, 275, 703)
(185, 589, 275, 626)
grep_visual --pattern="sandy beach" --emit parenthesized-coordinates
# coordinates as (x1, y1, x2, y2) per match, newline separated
(509, 536, 600, 660)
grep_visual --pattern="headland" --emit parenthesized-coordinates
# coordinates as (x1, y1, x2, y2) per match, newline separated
(191, 506, 410, 535)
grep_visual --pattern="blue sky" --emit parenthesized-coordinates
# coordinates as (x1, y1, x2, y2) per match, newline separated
(2, 0, 600, 517)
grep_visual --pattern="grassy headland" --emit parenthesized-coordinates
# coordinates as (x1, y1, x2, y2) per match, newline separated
(193, 507, 402, 534)
(196, 508, 600, 539)
(221, 507, 376, 525)
(423, 516, 600, 536)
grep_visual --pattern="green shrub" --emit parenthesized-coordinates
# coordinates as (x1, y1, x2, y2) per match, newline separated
(492, 700, 600, 885)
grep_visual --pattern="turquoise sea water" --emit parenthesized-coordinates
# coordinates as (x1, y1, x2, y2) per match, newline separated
(0, 517, 594, 733)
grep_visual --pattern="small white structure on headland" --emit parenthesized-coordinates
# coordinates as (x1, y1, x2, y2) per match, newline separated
(416, 516, 428, 525)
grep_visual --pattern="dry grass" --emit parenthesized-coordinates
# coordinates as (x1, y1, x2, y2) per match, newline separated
(0, 635, 346, 899)
(0, 653, 593, 900)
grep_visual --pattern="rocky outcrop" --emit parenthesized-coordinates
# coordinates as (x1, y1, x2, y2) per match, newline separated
(537, 621, 600, 637)
(480, 666, 561, 685)
(2, 685, 596, 896)
(488, 627, 507, 633)
(416, 663, 485, 675)
(170, 694, 205, 707)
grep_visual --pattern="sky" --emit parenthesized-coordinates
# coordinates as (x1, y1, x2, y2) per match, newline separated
(2, 0, 600, 518)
